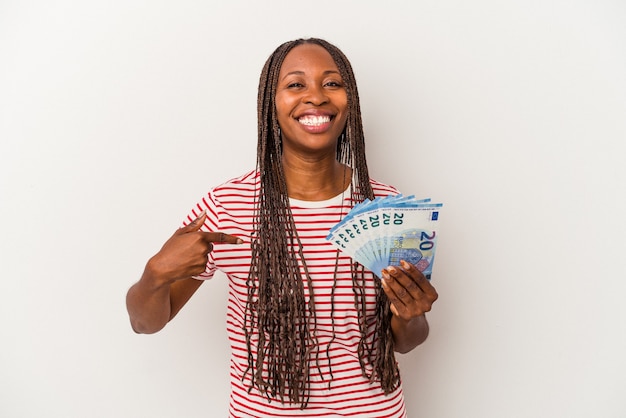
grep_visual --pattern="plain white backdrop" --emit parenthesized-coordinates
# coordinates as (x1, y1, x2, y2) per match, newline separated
(1, 1, 625, 417)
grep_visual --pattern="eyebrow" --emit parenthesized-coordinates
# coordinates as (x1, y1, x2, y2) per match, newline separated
(281, 70, 341, 81)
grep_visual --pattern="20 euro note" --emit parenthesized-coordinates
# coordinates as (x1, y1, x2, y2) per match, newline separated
(326, 195, 435, 262)
(359, 203, 442, 278)
(388, 226, 439, 280)
(327, 195, 429, 259)
(326, 196, 442, 279)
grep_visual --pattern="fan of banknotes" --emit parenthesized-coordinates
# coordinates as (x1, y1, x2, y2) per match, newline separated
(326, 195, 442, 279)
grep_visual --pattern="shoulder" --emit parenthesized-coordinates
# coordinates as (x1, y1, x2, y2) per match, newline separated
(189, 170, 257, 225)
(213, 169, 259, 189)
(189, 170, 258, 217)
(210, 169, 259, 199)
(369, 178, 400, 197)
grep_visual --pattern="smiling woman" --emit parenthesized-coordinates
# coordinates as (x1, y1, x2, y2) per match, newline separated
(126, 37, 438, 418)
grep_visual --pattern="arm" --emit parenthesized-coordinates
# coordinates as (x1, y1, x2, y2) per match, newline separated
(126, 212, 242, 334)
(126, 271, 203, 334)
(381, 260, 438, 353)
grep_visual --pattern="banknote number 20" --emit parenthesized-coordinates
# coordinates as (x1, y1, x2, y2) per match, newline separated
(420, 231, 436, 251)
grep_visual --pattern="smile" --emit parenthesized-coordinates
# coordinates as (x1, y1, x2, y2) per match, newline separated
(298, 115, 331, 126)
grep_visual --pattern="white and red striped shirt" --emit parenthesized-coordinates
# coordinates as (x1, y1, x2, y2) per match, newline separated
(186, 170, 407, 418)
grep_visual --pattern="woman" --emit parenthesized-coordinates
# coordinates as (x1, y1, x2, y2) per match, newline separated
(126, 38, 438, 417)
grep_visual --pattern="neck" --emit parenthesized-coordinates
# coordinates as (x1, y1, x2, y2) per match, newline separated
(282, 153, 350, 201)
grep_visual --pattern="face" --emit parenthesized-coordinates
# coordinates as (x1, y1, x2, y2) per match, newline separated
(275, 43, 348, 157)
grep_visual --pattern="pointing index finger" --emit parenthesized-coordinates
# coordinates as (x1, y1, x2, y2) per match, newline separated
(200, 231, 243, 245)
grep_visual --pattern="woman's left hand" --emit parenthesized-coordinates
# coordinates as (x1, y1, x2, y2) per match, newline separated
(381, 260, 438, 321)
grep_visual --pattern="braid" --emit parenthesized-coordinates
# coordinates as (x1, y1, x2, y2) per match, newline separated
(244, 38, 400, 407)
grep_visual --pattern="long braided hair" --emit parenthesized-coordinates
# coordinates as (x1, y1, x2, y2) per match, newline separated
(244, 38, 400, 407)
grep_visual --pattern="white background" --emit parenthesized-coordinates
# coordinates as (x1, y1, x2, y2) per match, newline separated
(1, 1, 625, 417)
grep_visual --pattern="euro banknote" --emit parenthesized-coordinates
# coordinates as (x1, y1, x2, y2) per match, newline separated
(326, 195, 442, 279)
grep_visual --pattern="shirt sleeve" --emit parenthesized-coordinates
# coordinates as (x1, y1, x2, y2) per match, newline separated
(183, 189, 221, 280)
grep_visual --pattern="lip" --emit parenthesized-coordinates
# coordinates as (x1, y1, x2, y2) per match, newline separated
(294, 109, 336, 133)
(294, 109, 335, 119)
(298, 117, 333, 133)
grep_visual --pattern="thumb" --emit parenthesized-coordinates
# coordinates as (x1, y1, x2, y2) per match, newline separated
(178, 210, 207, 233)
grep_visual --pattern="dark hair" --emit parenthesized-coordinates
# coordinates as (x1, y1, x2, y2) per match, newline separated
(244, 38, 399, 407)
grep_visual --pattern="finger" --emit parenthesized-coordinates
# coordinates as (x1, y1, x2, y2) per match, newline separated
(200, 231, 243, 245)
(396, 260, 428, 290)
(382, 267, 437, 319)
(177, 211, 207, 234)
(389, 303, 400, 317)
(381, 269, 412, 308)
(381, 270, 413, 319)
(399, 260, 437, 297)
(394, 260, 439, 310)
(386, 265, 422, 295)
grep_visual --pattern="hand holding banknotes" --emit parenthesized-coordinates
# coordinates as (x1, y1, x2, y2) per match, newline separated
(381, 260, 438, 321)
(326, 194, 442, 349)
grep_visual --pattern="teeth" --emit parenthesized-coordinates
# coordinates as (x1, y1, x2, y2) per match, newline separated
(298, 115, 330, 126)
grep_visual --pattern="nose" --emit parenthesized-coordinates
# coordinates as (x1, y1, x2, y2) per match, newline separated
(303, 84, 329, 106)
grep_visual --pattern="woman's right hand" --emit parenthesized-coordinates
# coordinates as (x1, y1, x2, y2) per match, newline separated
(126, 211, 243, 334)
(145, 211, 242, 285)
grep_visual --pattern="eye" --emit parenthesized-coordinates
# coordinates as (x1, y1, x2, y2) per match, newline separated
(324, 80, 344, 88)
(287, 81, 304, 89)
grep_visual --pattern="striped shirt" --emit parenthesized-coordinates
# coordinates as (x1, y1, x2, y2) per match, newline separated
(186, 170, 407, 418)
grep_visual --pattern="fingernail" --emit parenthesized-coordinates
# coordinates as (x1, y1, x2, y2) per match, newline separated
(381, 270, 390, 280)
(400, 260, 410, 269)
(388, 266, 397, 274)
(236, 238, 243, 244)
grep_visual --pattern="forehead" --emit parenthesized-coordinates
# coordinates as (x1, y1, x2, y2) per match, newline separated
(279, 43, 339, 75)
